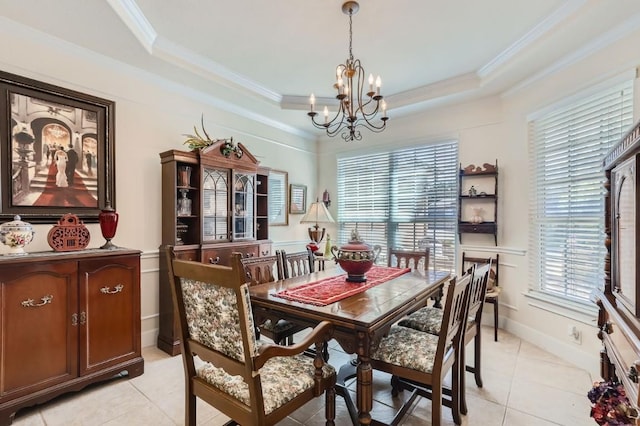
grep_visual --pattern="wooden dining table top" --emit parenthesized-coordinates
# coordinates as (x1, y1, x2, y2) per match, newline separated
(249, 267, 452, 347)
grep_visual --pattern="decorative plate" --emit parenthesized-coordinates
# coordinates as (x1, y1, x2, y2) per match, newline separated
(47, 213, 90, 252)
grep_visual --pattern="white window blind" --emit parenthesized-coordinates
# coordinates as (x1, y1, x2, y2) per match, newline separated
(337, 141, 458, 271)
(528, 80, 633, 303)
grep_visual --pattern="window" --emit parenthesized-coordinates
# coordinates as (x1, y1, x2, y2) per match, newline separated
(337, 142, 458, 271)
(529, 80, 633, 304)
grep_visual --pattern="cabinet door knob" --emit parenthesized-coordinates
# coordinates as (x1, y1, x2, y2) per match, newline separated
(209, 256, 220, 264)
(21, 295, 53, 307)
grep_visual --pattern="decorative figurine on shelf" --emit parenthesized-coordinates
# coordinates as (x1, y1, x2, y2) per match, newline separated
(0, 215, 34, 255)
(471, 207, 484, 224)
(99, 204, 119, 249)
(468, 185, 478, 196)
(47, 213, 90, 252)
(177, 189, 192, 216)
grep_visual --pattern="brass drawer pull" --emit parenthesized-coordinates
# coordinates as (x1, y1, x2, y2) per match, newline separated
(100, 284, 124, 294)
(209, 256, 220, 264)
(80, 311, 86, 325)
(72, 313, 78, 326)
(21, 295, 53, 307)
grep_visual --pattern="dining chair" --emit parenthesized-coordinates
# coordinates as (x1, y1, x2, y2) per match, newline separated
(278, 248, 314, 279)
(387, 247, 430, 272)
(166, 251, 336, 426)
(388, 247, 441, 307)
(240, 254, 307, 345)
(369, 273, 472, 426)
(397, 261, 491, 416)
(462, 252, 500, 341)
(276, 248, 330, 359)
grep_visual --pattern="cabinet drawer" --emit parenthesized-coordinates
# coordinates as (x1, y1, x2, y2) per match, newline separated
(458, 222, 496, 233)
(202, 243, 260, 265)
(603, 315, 640, 408)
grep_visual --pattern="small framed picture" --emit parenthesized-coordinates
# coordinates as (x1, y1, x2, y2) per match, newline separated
(289, 183, 307, 214)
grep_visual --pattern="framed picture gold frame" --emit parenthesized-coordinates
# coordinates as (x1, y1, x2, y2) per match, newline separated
(289, 183, 307, 214)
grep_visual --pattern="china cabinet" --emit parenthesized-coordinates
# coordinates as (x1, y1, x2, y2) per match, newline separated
(457, 161, 498, 245)
(593, 120, 640, 413)
(0, 248, 143, 425)
(158, 141, 271, 355)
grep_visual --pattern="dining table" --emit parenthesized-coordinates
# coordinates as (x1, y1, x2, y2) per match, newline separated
(249, 265, 452, 426)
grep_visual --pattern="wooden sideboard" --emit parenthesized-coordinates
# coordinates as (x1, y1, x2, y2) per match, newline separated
(593, 120, 640, 413)
(0, 248, 143, 425)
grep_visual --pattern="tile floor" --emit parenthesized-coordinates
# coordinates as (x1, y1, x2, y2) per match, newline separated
(11, 326, 597, 426)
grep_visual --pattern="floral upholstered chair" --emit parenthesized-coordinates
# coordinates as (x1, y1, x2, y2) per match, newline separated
(397, 261, 491, 417)
(370, 273, 472, 426)
(240, 254, 307, 345)
(167, 251, 336, 426)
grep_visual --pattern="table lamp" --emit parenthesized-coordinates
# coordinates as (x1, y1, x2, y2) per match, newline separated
(300, 199, 335, 248)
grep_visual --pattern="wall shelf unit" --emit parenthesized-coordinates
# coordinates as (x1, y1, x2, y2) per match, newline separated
(457, 161, 498, 245)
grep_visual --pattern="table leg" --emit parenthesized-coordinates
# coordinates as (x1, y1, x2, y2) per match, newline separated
(356, 353, 373, 425)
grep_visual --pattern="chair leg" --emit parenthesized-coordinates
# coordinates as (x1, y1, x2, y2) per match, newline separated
(474, 330, 483, 388)
(451, 358, 463, 424)
(493, 299, 499, 342)
(325, 385, 336, 426)
(186, 393, 196, 426)
(459, 342, 468, 417)
(432, 382, 443, 426)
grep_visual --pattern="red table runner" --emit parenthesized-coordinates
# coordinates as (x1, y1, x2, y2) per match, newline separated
(274, 266, 411, 306)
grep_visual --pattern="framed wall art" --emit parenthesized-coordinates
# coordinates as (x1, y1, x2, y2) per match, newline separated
(268, 169, 288, 225)
(289, 183, 307, 214)
(0, 70, 115, 223)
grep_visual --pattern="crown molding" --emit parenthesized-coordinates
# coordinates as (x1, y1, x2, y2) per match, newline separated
(478, 0, 587, 78)
(106, 0, 157, 54)
(503, 11, 640, 98)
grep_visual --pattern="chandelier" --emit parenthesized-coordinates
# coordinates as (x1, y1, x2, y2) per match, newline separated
(308, 1, 388, 142)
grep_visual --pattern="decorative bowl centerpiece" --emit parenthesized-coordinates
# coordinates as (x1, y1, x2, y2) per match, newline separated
(0, 215, 35, 255)
(331, 229, 381, 282)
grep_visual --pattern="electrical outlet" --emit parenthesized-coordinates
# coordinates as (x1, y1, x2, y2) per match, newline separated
(568, 325, 582, 344)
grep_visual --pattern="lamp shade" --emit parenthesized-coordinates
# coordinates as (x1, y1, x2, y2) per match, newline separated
(300, 201, 335, 225)
(300, 201, 335, 244)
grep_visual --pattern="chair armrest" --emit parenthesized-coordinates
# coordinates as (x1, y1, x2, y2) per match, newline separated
(254, 321, 333, 369)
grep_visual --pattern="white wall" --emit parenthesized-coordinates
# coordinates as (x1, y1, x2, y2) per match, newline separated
(0, 23, 318, 348)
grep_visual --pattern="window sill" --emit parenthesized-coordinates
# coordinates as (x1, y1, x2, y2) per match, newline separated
(524, 290, 598, 325)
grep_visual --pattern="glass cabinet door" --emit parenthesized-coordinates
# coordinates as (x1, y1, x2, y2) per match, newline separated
(202, 167, 229, 242)
(233, 173, 255, 240)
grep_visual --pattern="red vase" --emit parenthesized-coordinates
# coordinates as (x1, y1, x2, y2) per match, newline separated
(99, 205, 119, 249)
